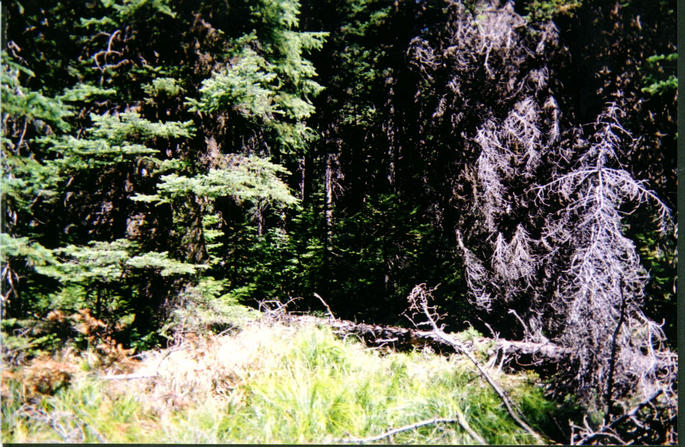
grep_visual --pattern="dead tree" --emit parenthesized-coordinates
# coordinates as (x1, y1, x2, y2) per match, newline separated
(404, 0, 676, 443)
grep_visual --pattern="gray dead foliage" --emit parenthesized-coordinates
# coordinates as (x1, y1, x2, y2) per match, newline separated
(407, 0, 676, 442)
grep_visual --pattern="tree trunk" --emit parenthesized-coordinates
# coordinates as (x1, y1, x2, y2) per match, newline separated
(324, 152, 334, 246)
(287, 314, 674, 375)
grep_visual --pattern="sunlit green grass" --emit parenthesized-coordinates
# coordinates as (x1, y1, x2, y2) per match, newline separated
(2, 322, 558, 443)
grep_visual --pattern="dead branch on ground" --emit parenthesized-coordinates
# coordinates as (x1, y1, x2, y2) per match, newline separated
(313, 292, 337, 320)
(570, 388, 676, 445)
(338, 413, 485, 445)
(406, 284, 546, 444)
(257, 296, 301, 322)
(289, 314, 672, 376)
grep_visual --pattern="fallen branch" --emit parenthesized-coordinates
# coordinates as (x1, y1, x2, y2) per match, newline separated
(258, 296, 301, 321)
(293, 314, 570, 363)
(313, 292, 337, 320)
(454, 407, 487, 444)
(101, 372, 157, 380)
(407, 284, 546, 444)
(338, 417, 471, 444)
(573, 389, 664, 445)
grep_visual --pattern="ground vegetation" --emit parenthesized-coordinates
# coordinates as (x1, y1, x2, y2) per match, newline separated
(1, 0, 676, 443)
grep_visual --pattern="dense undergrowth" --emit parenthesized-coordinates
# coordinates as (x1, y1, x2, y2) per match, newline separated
(1, 312, 575, 444)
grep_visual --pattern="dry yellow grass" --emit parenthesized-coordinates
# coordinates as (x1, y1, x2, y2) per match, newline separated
(108, 320, 302, 415)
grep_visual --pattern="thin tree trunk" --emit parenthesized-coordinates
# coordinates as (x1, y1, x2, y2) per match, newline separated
(299, 156, 306, 201)
(324, 152, 334, 246)
(256, 205, 264, 237)
(321, 152, 335, 296)
(95, 285, 101, 319)
(605, 281, 627, 416)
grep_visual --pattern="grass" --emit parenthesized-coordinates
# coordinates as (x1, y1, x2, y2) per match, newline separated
(2, 319, 559, 443)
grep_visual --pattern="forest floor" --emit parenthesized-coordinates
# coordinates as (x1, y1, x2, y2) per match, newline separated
(0, 312, 571, 444)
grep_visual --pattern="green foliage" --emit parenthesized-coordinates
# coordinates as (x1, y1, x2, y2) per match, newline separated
(43, 111, 192, 172)
(213, 201, 327, 308)
(311, 0, 394, 128)
(188, 47, 282, 118)
(329, 194, 465, 322)
(36, 239, 132, 284)
(2, 153, 60, 210)
(128, 251, 208, 276)
(3, 0, 320, 349)
(1, 54, 67, 210)
(88, 112, 193, 142)
(2, 376, 150, 442)
(2, 43, 203, 324)
(187, 19, 326, 154)
(164, 277, 262, 336)
(2, 53, 73, 318)
(135, 155, 297, 206)
(0, 234, 56, 269)
(1, 318, 63, 362)
(0, 55, 72, 131)
(37, 240, 204, 285)
(101, 0, 176, 20)
(641, 53, 677, 96)
(30, 239, 204, 326)
(142, 77, 183, 99)
(523, 0, 583, 21)
(633, 227, 676, 343)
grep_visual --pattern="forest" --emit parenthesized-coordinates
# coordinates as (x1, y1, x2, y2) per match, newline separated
(0, 0, 677, 444)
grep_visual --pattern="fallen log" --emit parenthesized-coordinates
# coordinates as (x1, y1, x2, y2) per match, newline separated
(289, 314, 672, 375)
(289, 314, 569, 372)
(101, 372, 158, 380)
(292, 315, 566, 359)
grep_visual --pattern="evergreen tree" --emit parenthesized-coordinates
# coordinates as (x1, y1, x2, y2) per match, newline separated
(2, 0, 327, 342)
(1, 54, 69, 317)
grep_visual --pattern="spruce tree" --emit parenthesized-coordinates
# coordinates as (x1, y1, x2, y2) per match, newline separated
(2, 0, 327, 341)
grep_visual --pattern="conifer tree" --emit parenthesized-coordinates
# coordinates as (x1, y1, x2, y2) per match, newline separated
(2, 0, 327, 335)
(1, 54, 69, 317)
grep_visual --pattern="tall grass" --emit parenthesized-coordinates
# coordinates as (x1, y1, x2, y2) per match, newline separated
(2, 320, 559, 443)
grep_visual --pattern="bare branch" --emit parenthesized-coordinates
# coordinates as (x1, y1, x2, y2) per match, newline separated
(572, 389, 665, 445)
(338, 411, 485, 445)
(313, 292, 336, 320)
(407, 284, 546, 444)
